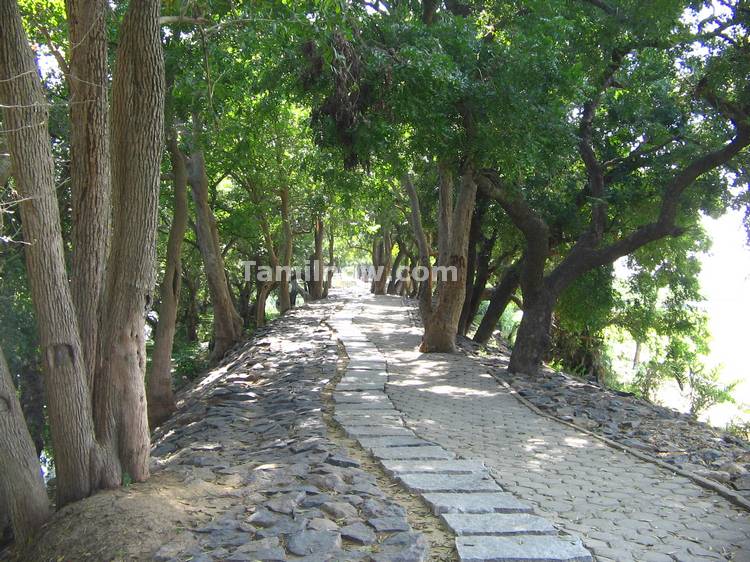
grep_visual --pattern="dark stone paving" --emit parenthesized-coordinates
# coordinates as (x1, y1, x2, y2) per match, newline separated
(148, 298, 427, 561)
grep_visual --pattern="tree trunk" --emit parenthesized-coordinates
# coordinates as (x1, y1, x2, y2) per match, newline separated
(94, 0, 165, 485)
(277, 184, 293, 313)
(66, 0, 111, 385)
(188, 151, 243, 360)
(508, 287, 555, 374)
(370, 228, 392, 295)
(0, 347, 50, 544)
(0, 0, 102, 505)
(457, 205, 485, 335)
(323, 225, 335, 297)
(309, 216, 326, 299)
(409, 168, 477, 353)
(255, 282, 276, 327)
(386, 242, 405, 295)
(238, 280, 254, 328)
(473, 259, 522, 344)
(182, 274, 200, 342)
(147, 133, 188, 428)
(459, 232, 495, 336)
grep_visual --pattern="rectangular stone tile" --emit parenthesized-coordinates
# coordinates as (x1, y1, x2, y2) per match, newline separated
(334, 401, 396, 411)
(346, 369, 388, 377)
(396, 473, 501, 493)
(347, 360, 387, 371)
(334, 414, 403, 427)
(423, 493, 533, 515)
(333, 391, 389, 403)
(380, 460, 486, 475)
(342, 425, 414, 437)
(371, 446, 455, 460)
(455, 535, 592, 562)
(357, 436, 430, 449)
(442, 513, 556, 536)
(336, 382, 385, 391)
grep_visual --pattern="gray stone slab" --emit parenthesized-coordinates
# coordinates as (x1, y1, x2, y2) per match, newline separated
(334, 415, 403, 427)
(334, 401, 396, 411)
(345, 369, 388, 378)
(396, 473, 501, 493)
(455, 535, 592, 562)
(347, 360, 387, 371)
(336, 382, 385, 391)
(422, 493, 533, 515)
(380, 460, 486, 475)
(442, 513, 556, 536)
(333, 391, 389, 404)
(342, 425, 414, 437)
(371, 446, 455, 460)
(358, 436, 430, 449)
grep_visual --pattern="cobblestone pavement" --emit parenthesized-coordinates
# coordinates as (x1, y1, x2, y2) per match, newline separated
(144, 298, 428, 561)
(345, 290, 750, 562)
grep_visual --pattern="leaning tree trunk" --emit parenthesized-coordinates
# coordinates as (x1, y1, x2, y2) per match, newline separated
(147, 133, 188, 428)
(182, 274, 200, 342)
(66, 0, 111, 385)
(94, 0, 165, 486)
(0, 347, 50, 544)
(386, 242, 405, 295)
(188, 151, 243, 360)
(255, 281, 277, 327)
(309, 216, 326, 300)
(508, 286, 556, 374)
(0, 0, 102, 505)
(473, 259, 522, 344)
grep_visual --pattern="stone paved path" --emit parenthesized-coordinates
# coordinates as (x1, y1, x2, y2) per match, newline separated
(147, 298, 428, 561)
(335, 289, 750, 562)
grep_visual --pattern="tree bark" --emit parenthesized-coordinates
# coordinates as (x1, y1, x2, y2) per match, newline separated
(182, 274, 200, 342)
(277, 184, 293, 313)
(255, 282, 276, 327)
(147, 133, 188, 428)
(323, 224, 335, 297)
(508, 286, 556, 374)
(386, 241, 405, 295)
(95, 0, 164, 485)
(0, 347, 50, 544)
(309, 216, 326, 299)
(188, 151, 243, 360)
(0, 0, 102, 505)
(65, 0, 111, 385)
(370, 227, 392, 295)
(473, 258, 522, 344)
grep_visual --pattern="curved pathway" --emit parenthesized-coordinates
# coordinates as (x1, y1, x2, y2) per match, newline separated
(332, 289, 750, 562)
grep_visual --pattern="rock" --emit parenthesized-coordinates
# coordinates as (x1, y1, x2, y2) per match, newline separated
(246, 508, 282, 528)
(321, 501, 359, 521)
(308, 517, 339, 531)
(340, 522, 377, 545)
(718, 462, 747, 476)
(368, 516, 411, 532)
(326, 454, 361, 468)
(734, 475, 750, 490)
(285, 530, 342, 557)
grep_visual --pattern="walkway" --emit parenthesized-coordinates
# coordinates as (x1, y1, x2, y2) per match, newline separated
(333, 289, 750, 562)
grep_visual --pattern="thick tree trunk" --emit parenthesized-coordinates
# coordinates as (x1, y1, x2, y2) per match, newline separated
(188, 151, 243, 360)
(370, 228, 392, 295)
(309, 216, 326, 299)
(0, 348, 50, 544)
(95, 0, 164, 485)
(459, 233, 495, 336)
(419, 169, 477, 353)
(457, 206, 484, 335)
(147, 134, 188, 428)
(0, 0, 101, 505)
(238, 280, 254, 328)
(508, 287, 555, 374)
(473, 259, 522, 344)
(66, 0, 111, 385)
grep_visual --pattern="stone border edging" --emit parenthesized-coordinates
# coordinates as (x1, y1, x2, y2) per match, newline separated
(489, 374, 750, 513)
